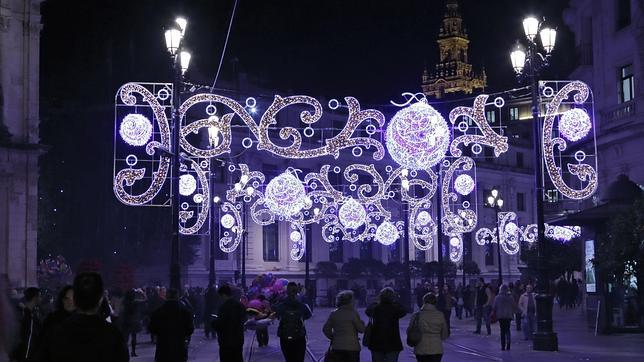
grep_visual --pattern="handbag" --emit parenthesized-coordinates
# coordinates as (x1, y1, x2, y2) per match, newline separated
(323, 343, 334, 362)
(362, 317, 373, 347)
(406, 312, 422, 347)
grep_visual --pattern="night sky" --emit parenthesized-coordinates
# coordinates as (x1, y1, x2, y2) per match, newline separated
(38, 0, 574, 267)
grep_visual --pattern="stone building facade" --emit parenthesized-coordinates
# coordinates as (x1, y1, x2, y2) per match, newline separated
(0, 0, 42, 287)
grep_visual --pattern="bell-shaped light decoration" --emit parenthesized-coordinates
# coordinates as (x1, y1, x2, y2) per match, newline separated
(491, 189, 499, 198)
(487, 196, 495, 206)
(497, 198, 504, 208)
(208, 125, 219, 147)
(522, 16, 540, 40)
(540, 27, 557, 53)
(175, 17, 187, 35)
(164, 28, 182, 55)
(510, 45, 526, 74)
(179, 51, 191, 74)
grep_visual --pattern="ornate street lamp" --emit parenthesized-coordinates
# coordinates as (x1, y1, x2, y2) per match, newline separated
(510, 16, 558, 351)
(486, 189, 504, 285)
(165, 16, 191, 291)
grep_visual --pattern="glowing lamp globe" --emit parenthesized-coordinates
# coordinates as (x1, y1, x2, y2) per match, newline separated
(220, 214, 235, 229)
(119, 114, 153, 146)
(454, 174, 475, 195)
(449, 236, 460, 247)
(559, 109, 591, 142)
(290, 231, 302, 242)
(339, 198, 366, 229)
(386, 102, 450, 170)
(264, 172, 307, 218)
(179, 174, 197, 196)
(375, 221, 399, 246)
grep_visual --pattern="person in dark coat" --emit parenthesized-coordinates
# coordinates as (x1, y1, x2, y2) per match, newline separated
(148, 289, 194, 362)
(41, 272, 129, 362)
(273, 282, 312, 362)
(365, 287, 407, 362)
(41, 286, 75, 335)
(120, 289, 146, 357)
(11, 287, 42, 362)
(203, 287, 219, 339)
(213, 285, 246, 362)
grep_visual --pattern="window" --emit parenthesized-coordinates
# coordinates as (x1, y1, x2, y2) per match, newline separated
(263, 223, 279, 261)
(546, 189, 559, 203)
(517, 192, 526, 212)
(485, 110, 496, 124)
(329, 239, 343, 263)
(509, 107, 519, 121)
(617, 0, 631, 30)
(516, 152, 524, 168)
(618, 65, 634, 103)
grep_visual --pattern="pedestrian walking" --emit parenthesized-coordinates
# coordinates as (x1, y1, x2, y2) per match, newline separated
(212, 285, 246, 362)
(203, 286, 218, 339)
(322, 290, 365, 362)
(148, 288, 194, 362)
(121, 289, 147, 357)
(512, 282, 523, 331)
(473, 278, 492, 335)
(41, 272, 129, 362)
(492, 285, 516, 351)
(41, 285, 75, 338)
(518, 284, 536, 340)
(365, 287, 407, 362)
(11, 287, 42, 362)
(274, 282, 312, 362)
(409, 293, 448, 362)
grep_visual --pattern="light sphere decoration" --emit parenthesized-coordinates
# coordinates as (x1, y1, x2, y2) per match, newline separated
(375, 221, 399, 246)
(454, 174, 475, 196)
(220, 214, 235, 229)
(119, 113, 153, 146)
(178, 174, 197, 196)
(264, 172, 307, 218)
(449, 236, 460, 247)
(505, 222, 518, 236)
(559, 108, 591, 142)
(386, 102, 450, 170)
(416, 210, 431, 226)
(339, 198, 367, 230)
(290, 230, 302, 242)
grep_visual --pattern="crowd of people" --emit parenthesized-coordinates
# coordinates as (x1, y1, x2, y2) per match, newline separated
(0, 272, 584, 362)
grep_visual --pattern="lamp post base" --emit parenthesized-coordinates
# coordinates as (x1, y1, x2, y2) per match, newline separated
(533, 292, 558, 351)
(533, 332, 558, 351)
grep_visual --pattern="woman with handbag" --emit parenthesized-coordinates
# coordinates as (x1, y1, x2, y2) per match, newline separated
(492, 284, 516, 351)
(364, 287, 407, 362)
(322, 290, 365, 362)
(408, 293, 448, 362)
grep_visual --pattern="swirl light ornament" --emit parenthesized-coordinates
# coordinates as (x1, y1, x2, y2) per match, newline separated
(386, 101, 450, 170)
(119, 114, 153, 146)
(339, 198, 367, 230)
(558, 108, 591, 142)
(375, 221, 399, 246)
(179, 174, 197, 196)
(264, 172, 307, 218)
(454, 174, 475, 196)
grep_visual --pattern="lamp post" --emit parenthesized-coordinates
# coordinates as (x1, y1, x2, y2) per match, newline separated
(165, 17, 191, 291)
(510, 16, 558, 351)
(486, 189, 504, 285)
(207, 125, 221, 288)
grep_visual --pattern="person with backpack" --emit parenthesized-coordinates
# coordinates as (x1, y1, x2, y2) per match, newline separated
(273, 282, 312, 362)
(322, 290, 365, 362)
(407, 293, 448, 362)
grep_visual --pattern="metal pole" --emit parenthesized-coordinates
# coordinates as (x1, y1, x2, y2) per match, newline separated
(170, 62, 182, 291)
(208, 169, 216, 288)
(403, 201, 412, 311)
(305, 224, 311, 293)
(495, 208, 502, 285)
(529, 43, 558, 350)
(241, 204, 247, 289)
(436, 169, 445, 290)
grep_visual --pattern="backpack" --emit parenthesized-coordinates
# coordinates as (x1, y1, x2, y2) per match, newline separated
(278, 307, 306, 340)
(406, 311, 422, 347)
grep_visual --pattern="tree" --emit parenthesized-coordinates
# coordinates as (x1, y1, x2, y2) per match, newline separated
(460, 260, 481, 286)
(409, 260, 424, 284)
(363, 259, 386, 280)
(522, 235, 583, 281)
(315, 261, 338, 289)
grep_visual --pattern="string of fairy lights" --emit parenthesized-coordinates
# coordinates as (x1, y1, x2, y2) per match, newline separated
(113, 80, 597, 261)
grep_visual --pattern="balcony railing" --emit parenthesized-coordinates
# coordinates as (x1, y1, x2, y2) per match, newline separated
(602, 101, 636, 128)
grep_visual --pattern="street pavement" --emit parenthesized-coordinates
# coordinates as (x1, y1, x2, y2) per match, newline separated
(133, 305, 644, 361)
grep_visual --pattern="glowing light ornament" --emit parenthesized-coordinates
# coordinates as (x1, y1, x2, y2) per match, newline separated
(339, 198, 366, 229)
(375, 221, 399, 245)
(220, 214, 235, 229)
(386, 101, 450, 170)
(290, 230, 302, 242)
(416, 210, 431, 226)
(264, 172, 307, 218)
(559, 108, 591, 142)
(119, 114, 153, 146)
(454, 174, 475, 196)
(179, 174, 197, 196)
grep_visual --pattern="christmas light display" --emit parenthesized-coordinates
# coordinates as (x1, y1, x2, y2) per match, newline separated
(119, 114, 153, 146)
(179, 174, 197, 196)
(375, 220, 399, 246)
(386, 101, 450, 170)
(339, 198, 367, 230)
(454, 174, 475, 196)
(264, 171, 307, 218)
(559, 108, 591, 142)
(221, 214, 235, 229)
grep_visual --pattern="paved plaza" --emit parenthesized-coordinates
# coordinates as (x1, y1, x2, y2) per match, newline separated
(131, 306, 644, 362)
